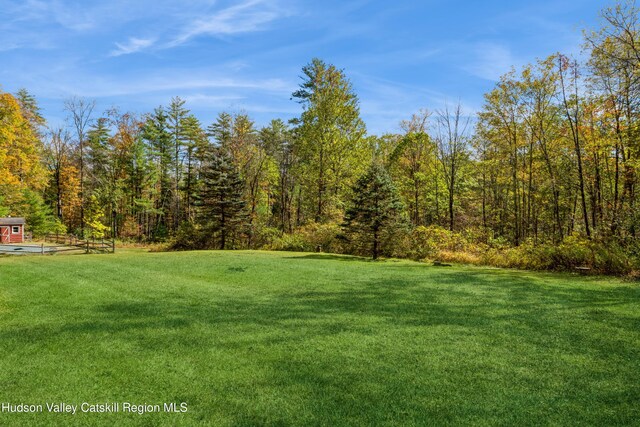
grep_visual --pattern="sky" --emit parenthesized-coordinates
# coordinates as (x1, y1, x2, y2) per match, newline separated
(0, 0, 609, 135)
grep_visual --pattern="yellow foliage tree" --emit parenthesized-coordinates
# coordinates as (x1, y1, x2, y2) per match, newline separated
(0, 92, 48, 211)
(84, 195, 109, 239)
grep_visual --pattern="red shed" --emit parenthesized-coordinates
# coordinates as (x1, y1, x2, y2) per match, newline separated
(0, 217, 25, 243)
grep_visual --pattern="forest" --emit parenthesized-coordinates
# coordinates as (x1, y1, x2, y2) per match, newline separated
(1, 1, 639, 274)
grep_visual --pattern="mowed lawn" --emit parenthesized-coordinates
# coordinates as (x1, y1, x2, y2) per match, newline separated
(0, 251, 638, 426)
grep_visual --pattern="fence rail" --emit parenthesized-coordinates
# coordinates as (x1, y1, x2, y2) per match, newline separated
(0, 234, 114, 256)
(0, 235, 114, 257)
(0, 243, 55, 255)
(44, 234, 115, 254)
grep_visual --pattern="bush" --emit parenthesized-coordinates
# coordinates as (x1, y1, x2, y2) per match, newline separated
(392, 226, 634, 275)
(472, 234, 633, 275)
(265, 223, 344, 253)
(251, 226, 281, 249)
(170, 222, 206, 250)
(267, 232, 307, 252)
(402, 225, 474, 261)
(166, 217, 637, 276)
(406, 226, 439, 260)
(591, 242, 629, 275)
(299, 223, 343, 253)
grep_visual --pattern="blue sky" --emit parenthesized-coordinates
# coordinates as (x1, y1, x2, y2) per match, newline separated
(0, 0, 607, 135)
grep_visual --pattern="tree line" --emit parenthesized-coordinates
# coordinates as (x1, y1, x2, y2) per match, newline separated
(0, 1, 638, 265)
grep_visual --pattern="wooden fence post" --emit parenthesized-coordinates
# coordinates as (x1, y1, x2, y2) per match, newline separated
(41, 243, 44, 255)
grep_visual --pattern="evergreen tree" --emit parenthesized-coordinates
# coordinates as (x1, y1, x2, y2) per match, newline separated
(343, 163, 405, 259)
(15, 88, 46, 131)
(197, 149, 248, 249)
(207, 112, 233, 148)
(19, 188, 64, 237)
(181, 115, 207, 221)
(142, 108, 173, 238)
(86, 118, 111, 190)
(293, 58, 368, 223)
(167, 96, 189, 229)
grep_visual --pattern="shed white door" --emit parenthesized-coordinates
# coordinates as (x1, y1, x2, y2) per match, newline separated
(0, 227, 8, 243)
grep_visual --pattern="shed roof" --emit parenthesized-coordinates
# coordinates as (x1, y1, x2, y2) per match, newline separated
(0, 217, 26, 225)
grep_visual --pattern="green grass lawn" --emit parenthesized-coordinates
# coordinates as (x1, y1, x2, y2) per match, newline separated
(0, 250, 638, 426)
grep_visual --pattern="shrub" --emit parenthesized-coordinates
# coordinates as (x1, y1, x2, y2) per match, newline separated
(590, 240, 630, 275)
(404, 225, 474, 261)
(473, 234, 633, 275)
(262, 223, 346, 254)
(252, 226, 281, 249)
(268, 233, 307, 252)
(299, 223, 343, 253)
(170, 222, 206, 250)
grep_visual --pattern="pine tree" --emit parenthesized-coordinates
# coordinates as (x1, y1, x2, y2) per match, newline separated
(86, 118, 111, 188)
(167, 96, 189, 230)
(207, 112, 233, 148)
(343, 163, 405, 259)
(19, 188, 63, 237)
(181, 115, 207, 221)
(15, 88, 46, 131)
(142, 108, 173, 238)
(197, 149, 248, 249)
(292, 58, 368, 223)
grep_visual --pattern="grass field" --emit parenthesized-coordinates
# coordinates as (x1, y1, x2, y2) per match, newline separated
(0, 250, 638, 426)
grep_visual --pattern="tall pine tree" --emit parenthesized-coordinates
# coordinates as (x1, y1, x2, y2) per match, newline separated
(343, 163, 405, 259)
(292, 58, 367, 223)
(197, 149, 248, 249)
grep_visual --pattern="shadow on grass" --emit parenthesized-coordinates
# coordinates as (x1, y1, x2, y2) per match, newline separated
(2, 270, 637, 350)
(283, 253, 375, 262)
(1, 267, 638, 425)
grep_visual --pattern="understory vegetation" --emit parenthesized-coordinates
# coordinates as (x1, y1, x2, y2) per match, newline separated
(216, 224, 636, 275)
(2, 1, 640, 275)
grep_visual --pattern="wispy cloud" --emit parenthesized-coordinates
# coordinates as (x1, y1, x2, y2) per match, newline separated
(110, 37, 156, 56)
(106, 1, 290, 55)
(169, 0, 284, 47)
(181, 94, 246, 105)
(463, 42, 519, 81)
(347, 71, 483, 135)
(0, 0, 605, 137)
(2, 0, 103, 32)
(49, 74, 293, 98)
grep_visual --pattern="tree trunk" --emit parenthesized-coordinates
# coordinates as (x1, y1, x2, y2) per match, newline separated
(316, 142, 325, 222)
(559, 57, 590, 238)
(448, 167, 455, 231)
